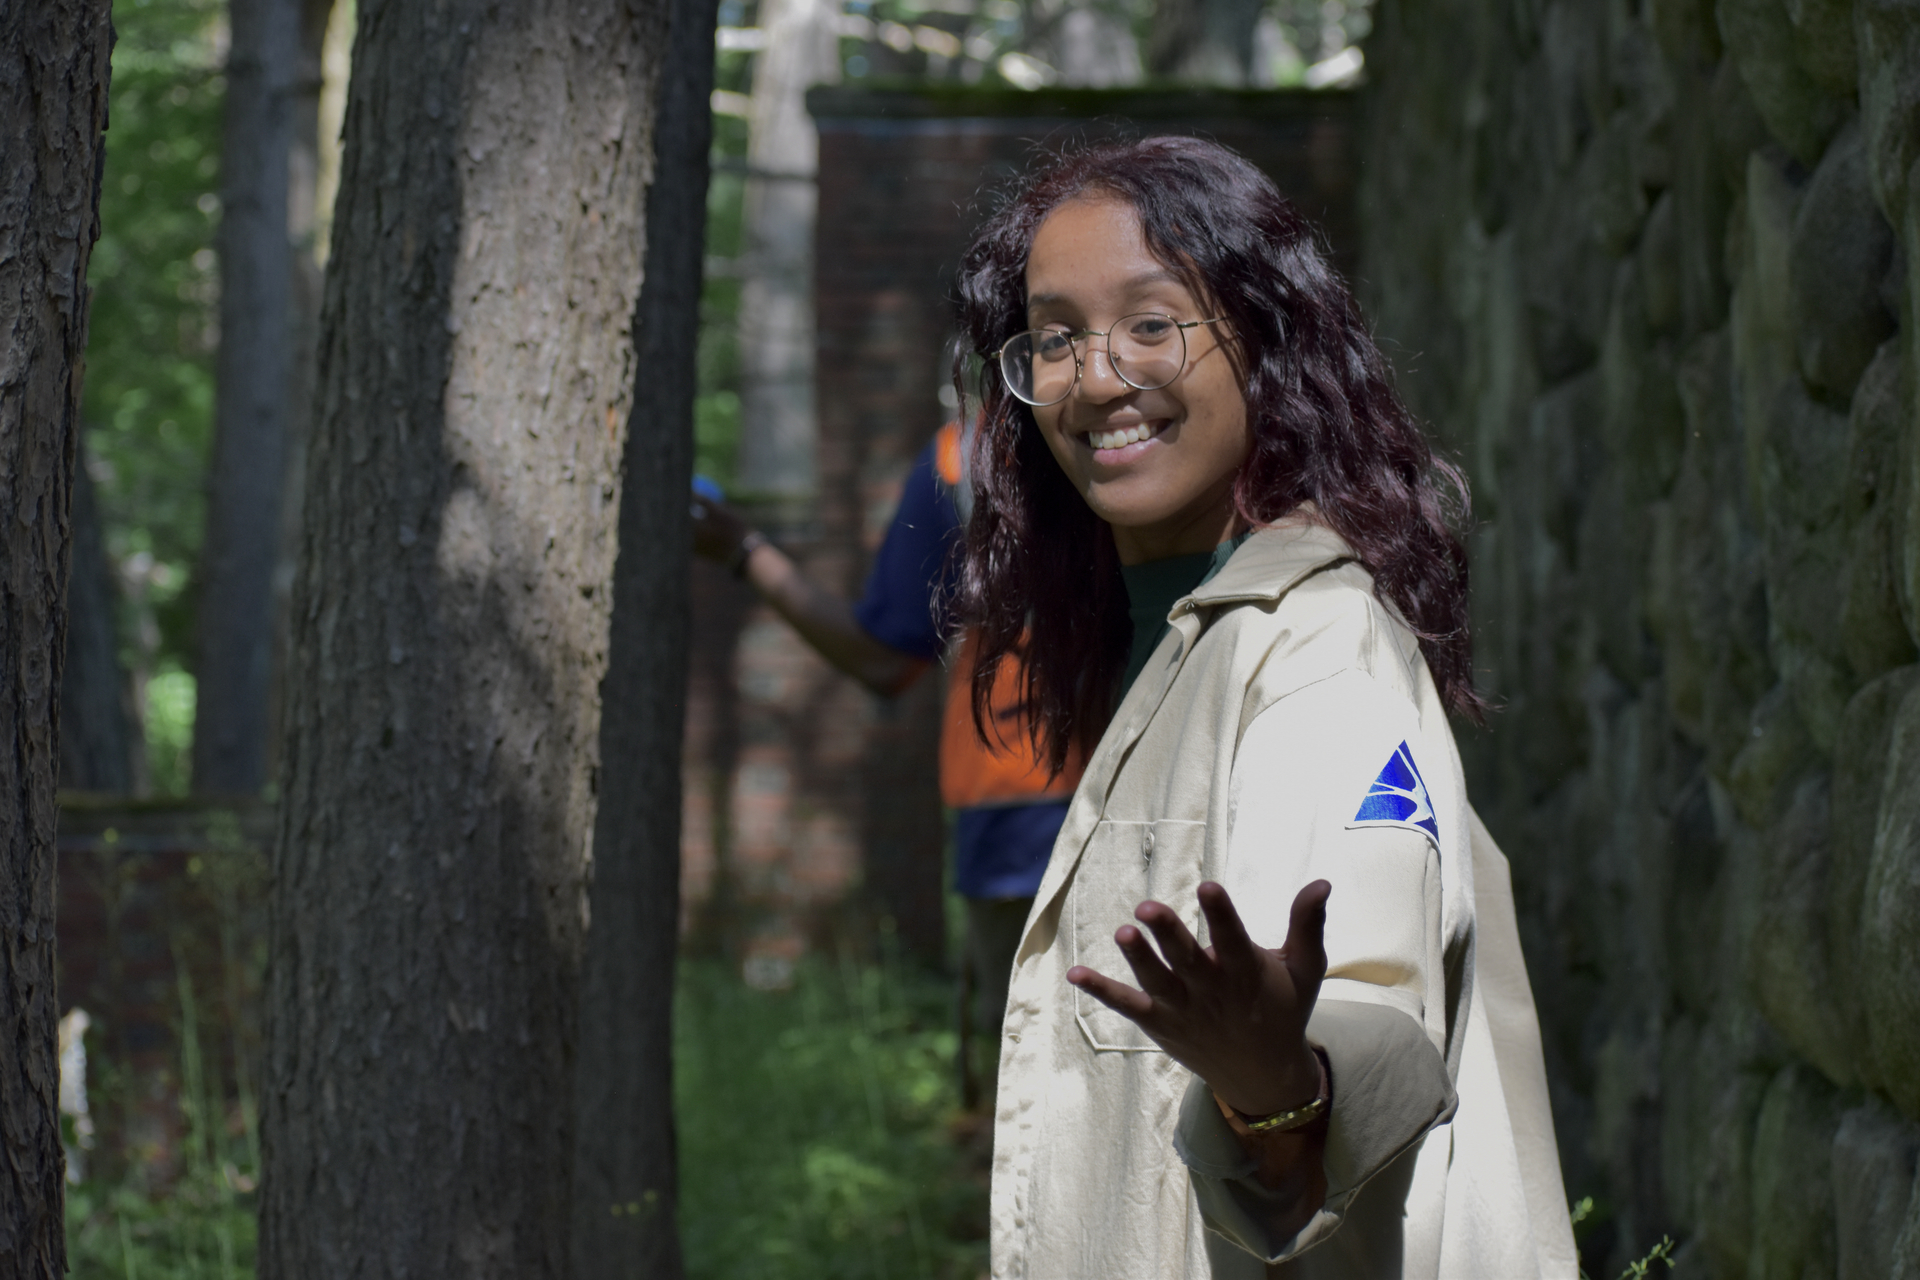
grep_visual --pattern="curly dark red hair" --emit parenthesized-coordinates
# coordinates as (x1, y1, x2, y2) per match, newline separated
(952, 135, 1484, 773)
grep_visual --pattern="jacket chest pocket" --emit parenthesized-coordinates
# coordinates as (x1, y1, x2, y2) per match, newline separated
(1070, 818, 1208, 1052)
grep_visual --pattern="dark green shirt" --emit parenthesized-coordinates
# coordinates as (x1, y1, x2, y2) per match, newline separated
(1117, 532, 1252, 702)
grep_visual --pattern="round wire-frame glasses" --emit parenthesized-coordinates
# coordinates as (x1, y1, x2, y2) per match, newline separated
(995, 313, 1227, 407)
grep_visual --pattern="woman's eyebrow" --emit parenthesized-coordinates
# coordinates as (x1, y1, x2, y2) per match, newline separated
(1026, 270, 1185, 310)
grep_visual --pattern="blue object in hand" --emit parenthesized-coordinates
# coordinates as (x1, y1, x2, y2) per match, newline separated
(691, 474, 725, 503)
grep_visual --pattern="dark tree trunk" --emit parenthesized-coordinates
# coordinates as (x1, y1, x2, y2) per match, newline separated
(259, 0, 666, 1273)
(193, 0, 298, 796)
(0, 2, 113, 1273)
(569, 0, 716, 1265)
(59, 447, 136, 792)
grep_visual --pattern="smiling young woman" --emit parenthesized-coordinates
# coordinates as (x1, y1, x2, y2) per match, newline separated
(1020, 197, 1251, 565)
(950, 138, 1577, 1279)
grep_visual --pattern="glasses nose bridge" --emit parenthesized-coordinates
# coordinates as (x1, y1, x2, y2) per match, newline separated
(1069, 327, 1125, 390)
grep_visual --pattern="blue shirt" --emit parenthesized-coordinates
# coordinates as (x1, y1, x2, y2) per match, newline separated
(852, 439, 1066, 900)
(852, 443, 960, 661)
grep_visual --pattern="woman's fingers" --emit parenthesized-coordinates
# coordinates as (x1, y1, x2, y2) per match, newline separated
(1195, 881, 1260, 969)
(1071, 883, 1331, 1030)
(1281, 879, 1332, 997)
(1115, 923, 1185, 999)
(1134, 900, 1207, 974)
(1066, 964, 1155, 1020)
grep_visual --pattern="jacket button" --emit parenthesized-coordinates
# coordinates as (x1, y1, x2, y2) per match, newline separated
(1142, 828, 1155, 862)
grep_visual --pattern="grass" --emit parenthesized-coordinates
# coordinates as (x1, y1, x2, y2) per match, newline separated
(62, 939, 1681, 1280)
(66, 1179, 255, 1280)
(66, 936, 257, 1280)
(676, 954, 989, 1280)
(65, 950, 988, 1279)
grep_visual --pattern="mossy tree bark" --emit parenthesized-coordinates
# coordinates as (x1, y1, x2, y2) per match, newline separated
(0, 0, 113, 1272)
(259, 0, 667, 1271)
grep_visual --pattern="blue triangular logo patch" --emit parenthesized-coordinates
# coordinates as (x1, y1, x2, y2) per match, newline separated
(1350, 742, 1440, 843)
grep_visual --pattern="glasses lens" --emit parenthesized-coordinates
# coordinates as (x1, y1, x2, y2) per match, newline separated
(1110, 314, 1186, 392)
(1000, 329, 1077, 406)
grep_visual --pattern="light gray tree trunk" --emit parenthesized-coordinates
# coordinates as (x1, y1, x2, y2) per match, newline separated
(734, 0, 839, 511)
(59, 448, 137, 792)
(259, 0, 666, 1272)
(1146, 0, 1264, 84)
(1021, 0, 1142, 86)
(0, 0, 113, 1271)
(1049, 7, 1143, 86)
(569, 0, 717, 1266)
(193, 0, 299, 795)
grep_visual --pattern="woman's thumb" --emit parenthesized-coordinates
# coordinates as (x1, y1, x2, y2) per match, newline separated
(1281, 879, 1331, 996)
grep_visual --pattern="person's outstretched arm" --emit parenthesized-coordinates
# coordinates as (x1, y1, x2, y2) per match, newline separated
(692, 494, 928, 697)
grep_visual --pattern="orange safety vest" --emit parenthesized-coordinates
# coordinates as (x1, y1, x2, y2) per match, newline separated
(930, 421, 1087, 808)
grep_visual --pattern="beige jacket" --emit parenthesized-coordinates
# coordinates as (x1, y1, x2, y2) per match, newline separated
(989, 522, 1577, 1279)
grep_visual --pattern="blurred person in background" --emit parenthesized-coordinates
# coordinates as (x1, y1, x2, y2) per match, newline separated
(691, 420, 1083, 1109)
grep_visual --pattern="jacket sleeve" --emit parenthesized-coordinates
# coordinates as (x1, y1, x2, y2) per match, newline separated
(1173, 668, 1466, 1264)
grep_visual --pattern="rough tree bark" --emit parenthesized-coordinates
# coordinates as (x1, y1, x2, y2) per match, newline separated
(59, 449, 136, 792)
(192, 0, 298, 795)
(258, 0, 667, 1272)
(0, 1, 113, 1273)
(569, 0, 716, 1266)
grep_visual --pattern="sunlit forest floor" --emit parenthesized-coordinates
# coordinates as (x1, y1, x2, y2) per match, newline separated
(63, 956, 989, 1280)
(678, 957, 990, 1280)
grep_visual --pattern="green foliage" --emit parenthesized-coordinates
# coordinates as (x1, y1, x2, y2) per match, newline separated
(1262, 0, 1371, 77)
(144, 666, 197, 796)
(64, 950, 984, 1280)
(1572, 1197, 1679, 1280)
(66, 852, 261, 1280)
(694, 73, 749, 491)
(694, 388, 742, 487)
(1618, 1237, 1676, 1279)
(66, 1179, 256, 1280)
(677, 956, 988, 1279)
(86, 0, 226, 770)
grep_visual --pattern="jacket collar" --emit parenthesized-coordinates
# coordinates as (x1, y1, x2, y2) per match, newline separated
(1174, 515, 1355, 616)
(1016, 514, 1358, 944)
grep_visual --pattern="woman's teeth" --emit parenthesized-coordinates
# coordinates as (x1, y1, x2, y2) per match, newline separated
(1087, 423, 1158, 451)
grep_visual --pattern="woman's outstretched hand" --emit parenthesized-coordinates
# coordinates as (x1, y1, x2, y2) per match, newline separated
(1066, 879, 1332, 1119)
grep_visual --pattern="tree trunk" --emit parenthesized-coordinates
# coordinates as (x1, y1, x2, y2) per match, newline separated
(259, 0, 666, 1273)
(264, 0, 336, 787)
(59, 447, 136, 793)
(0, 2, 113, 1273)
(569, 0, 716, 1266)
(733, 0, 839, 511)
(1044, 6, 1142, 86)
(1146, 0, 1264, 83)
(193, 0, 298, 796)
